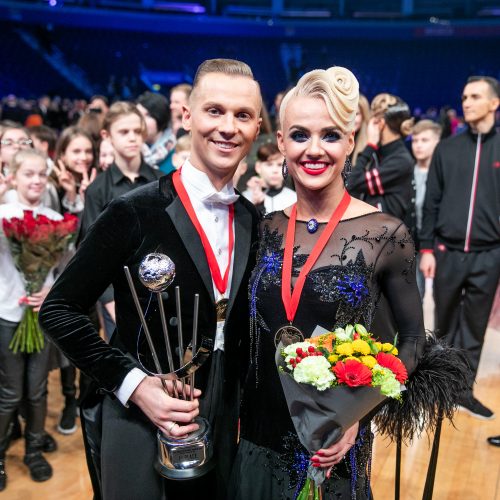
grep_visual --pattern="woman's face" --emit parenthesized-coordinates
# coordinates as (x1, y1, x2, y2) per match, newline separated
(277, 96, 354, 193)
(13, 156, 48, 207)
(1, 128, 32, 169)
(61, 135, 94, 174)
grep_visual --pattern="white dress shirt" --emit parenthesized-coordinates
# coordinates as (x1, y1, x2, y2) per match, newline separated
(116, 160, 239, 406)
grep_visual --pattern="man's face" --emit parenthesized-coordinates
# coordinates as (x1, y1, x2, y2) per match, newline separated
(182, 73, 262, 181)
(170, 90, 189, 120)
(462, 81, 499, 127)
(411, 130, 439, 163)
(107, 113, 144, 161)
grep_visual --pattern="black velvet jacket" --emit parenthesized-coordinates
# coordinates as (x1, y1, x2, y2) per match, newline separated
(39, 173, 259, 399)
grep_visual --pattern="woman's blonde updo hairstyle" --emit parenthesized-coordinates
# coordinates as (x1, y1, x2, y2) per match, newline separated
(279, 66, 359, 135)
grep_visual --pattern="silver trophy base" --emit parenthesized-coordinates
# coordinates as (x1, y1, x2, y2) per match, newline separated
(156, 416, 214, 480)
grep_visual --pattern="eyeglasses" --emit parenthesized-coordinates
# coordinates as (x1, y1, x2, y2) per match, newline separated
(0, 139, 33, 147)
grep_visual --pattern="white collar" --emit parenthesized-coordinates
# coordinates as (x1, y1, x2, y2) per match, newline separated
(180, 160, 239, 205)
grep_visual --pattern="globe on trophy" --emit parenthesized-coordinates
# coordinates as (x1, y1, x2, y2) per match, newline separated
(124, 253, 215, 480)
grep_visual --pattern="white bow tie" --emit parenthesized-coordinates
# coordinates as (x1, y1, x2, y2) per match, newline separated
(203, 191, 240, 205)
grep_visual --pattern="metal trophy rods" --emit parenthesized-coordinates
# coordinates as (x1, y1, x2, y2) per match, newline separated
(124, 253, 200, 400)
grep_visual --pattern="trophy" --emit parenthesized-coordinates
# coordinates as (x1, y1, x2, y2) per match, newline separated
(124, 253, 215, 480)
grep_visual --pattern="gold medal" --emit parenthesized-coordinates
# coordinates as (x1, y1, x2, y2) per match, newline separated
(215, 299, 229, 322)
(274, 325, 305, 347)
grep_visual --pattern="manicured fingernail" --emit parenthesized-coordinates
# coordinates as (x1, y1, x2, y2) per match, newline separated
(316, 451, 324, 456)
(313, 463, 320, 467)
(311, 457, 319, 462)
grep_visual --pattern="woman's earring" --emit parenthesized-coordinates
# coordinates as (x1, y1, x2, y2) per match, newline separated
(342, 157, 352, 183)
(282, 159, 288, 180)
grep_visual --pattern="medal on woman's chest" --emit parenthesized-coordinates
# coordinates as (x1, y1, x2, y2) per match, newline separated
(276, 191, 351, 347)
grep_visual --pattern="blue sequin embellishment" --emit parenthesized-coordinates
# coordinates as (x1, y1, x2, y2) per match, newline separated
(336, 274, 369, 307)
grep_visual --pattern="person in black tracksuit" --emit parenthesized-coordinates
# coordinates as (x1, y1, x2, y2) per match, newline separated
(420, 76, 500, 420)
(348, 93, 416, 225)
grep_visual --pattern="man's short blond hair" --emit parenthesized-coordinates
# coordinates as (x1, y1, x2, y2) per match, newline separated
(412, 119, 442, 138)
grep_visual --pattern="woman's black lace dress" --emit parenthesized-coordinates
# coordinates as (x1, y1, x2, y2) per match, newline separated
(229, 210, 425, 500)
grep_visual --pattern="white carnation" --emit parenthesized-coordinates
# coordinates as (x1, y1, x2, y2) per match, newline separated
(293, 356, 335, 391)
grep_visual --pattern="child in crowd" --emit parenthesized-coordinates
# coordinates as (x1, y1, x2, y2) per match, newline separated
(411, 119, 441, 298)
(53, 127, 97, 216)
(243, 142, 296, 213)
(98, 138, 115, 171)
(171, 134, 191, 169)
(0, 149, 62, 490)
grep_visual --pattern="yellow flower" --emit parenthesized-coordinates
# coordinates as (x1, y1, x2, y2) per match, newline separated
(352, 339, 371, 356)
(374, 342, 382, 352)
(392, 347, 399, 355)
(360, 355, 377, 369)
(344, 356, 361, 362)
(336, 343, 354, 356)
(382, 343, 394, 352)
(328, 354, 339, 364)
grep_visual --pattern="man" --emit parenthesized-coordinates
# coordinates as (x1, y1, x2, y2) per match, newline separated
(411, 120, 442, 297)
(39, 59, 262, 499)
(170, 83, 192, 137)
(420, 76, 500, 419)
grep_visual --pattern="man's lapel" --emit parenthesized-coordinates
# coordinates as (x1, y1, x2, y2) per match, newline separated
(226, 199, 252, 318)
(165, 195, 215, 303)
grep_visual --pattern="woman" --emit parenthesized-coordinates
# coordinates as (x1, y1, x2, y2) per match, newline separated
(53, 126, 97, 216)
(230, 67, 425, 499)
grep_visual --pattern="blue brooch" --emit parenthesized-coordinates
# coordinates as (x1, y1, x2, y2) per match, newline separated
(306, 218, 319, 234)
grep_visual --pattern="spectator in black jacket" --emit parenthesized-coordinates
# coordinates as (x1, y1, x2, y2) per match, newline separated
(420, 76, 500, 420)
(348, 93, 415, 222)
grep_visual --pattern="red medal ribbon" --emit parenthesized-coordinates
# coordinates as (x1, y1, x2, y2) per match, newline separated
(172, 169, 234, 296)
(281, 190, 351, 323)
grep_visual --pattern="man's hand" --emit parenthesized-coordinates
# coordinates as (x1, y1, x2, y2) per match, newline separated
(420, 252, 436, 279)
(129, 376, 202, 437)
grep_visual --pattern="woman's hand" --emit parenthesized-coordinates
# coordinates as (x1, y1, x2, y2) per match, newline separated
(367, 117, 381, 145)
(130, 376, 202, 438)
(54, 160, 77, 200)
(26, 286, 51, 312)
(0, 171, 12, 200)
(79, 168, 97, 201)
(311, 421, 359, 476)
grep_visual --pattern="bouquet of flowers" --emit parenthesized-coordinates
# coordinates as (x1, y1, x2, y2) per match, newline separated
(276, 324, 408, 499)
(2, 210, 78, 353)
(281, 323, 408, 398)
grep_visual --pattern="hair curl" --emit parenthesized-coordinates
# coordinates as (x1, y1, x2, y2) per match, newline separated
(279, 66, 359, 134)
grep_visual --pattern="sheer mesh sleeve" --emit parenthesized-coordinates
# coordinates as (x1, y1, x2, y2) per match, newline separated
(375, 222, 425, 374)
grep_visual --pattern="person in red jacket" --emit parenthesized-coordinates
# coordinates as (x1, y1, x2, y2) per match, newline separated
(420, 76, 500, 420)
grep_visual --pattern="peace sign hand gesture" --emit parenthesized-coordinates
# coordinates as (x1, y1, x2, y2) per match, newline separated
(53, 160, 77, 201)
(80, 168, 97, 201)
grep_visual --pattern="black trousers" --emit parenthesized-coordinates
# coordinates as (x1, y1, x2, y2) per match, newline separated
(433, 246, 500, 381)
(0, 317, 51, 439)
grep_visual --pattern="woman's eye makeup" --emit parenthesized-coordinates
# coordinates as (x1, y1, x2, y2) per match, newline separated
(290, 130, 308, 142)
(289, 129, 341, 143)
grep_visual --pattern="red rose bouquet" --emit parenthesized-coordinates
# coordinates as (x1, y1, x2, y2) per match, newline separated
(2, 210, 78, 353)
(276, 323, 408, 499)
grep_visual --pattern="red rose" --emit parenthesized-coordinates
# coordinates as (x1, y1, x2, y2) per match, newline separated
(376, 352, 408, 383)
(333, 359, 373, 387)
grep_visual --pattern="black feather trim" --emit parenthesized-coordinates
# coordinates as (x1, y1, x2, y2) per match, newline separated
(374, 332, 472, 443)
